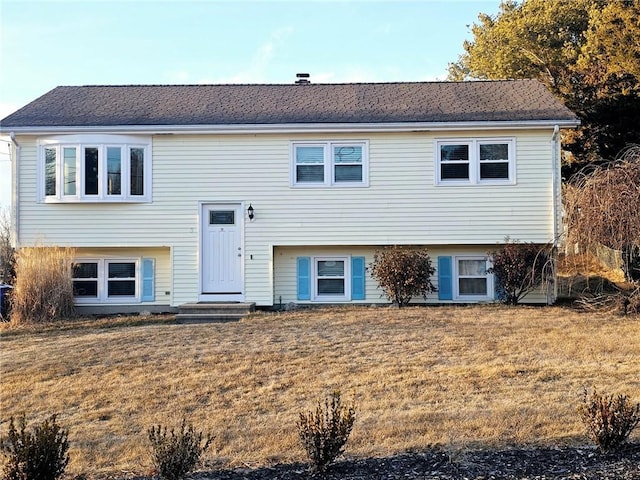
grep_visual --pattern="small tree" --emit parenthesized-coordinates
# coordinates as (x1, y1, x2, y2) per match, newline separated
(488, 239, 551, 305)
(370, 246, 436, 307)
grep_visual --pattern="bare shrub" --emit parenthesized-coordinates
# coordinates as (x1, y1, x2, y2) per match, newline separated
(625, 287, 640, 315)
(575, 286, 640, 315)
(148, 419, 213, 480)
(370, 246, 436, 307)
(297, 391, 356, 473)
(1, 414, 70, 480)
(565, 145, 640, 283)
(11, 246, 76, 324)
(0, 207, 15, 285)
(488, 239, 552, 305)
(577, 387, 640, 453)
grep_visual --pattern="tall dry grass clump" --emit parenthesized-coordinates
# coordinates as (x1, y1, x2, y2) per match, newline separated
(11, 246, 76, 324)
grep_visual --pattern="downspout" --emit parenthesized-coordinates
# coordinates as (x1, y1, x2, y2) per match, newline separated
(9, 132, 20, 248)
(549, 125, 560, 304)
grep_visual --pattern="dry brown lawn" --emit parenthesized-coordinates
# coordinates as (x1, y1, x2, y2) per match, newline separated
(1, 305, 639, 478)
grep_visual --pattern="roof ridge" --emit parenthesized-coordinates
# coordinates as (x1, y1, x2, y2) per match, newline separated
(56, 79, 538, 88)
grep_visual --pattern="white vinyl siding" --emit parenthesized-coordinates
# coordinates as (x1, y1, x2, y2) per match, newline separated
(16, 129, 558, 306)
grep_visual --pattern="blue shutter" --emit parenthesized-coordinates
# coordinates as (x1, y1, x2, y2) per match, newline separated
(351, 256, 366, 300)
(141, 258, 155, 302)
(438, 256, 453, 301)
(297, 257, 311, 300)
(493, 273, 502, 302)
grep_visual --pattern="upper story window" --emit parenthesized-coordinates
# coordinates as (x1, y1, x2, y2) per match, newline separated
(436, 138, 515, 185)
(291, 141, 369, 187)
(39, 135, 152, 202)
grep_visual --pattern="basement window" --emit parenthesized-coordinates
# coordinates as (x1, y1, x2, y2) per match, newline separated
(73, 259, 140, 303)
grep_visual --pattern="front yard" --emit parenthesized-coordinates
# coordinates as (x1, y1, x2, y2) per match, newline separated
(0, 305, 638, 478)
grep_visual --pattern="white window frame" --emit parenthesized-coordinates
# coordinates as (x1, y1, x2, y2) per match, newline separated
(72, 258, 141, 303)
(454, 256, 494, 301)
(71, 260, 101, 302)
(312, 256, 351, 302)
(435, 138, 516, 185)
(38, 134, 152, 202)
(291, 140, 369, 187)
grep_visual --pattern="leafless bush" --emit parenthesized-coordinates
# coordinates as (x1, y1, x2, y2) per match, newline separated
(564, 145, 640, 283)
(148, 419, 213, 480)
(11, 246, 76, 324)
(297, 391, 356, 473)
(1, 414, 70, 480)
(0, 207, 15, 285)
(488, 239, 553, 305)
(578, 387, 640, 453)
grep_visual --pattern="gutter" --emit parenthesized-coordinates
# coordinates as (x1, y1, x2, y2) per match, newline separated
(549, 124, 561, 304)
(8, 132, 19, 248)
(0, 119, 581, 136)
(550, 124, 560, 246)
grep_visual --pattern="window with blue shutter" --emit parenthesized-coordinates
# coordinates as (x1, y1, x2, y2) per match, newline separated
(351, 256, 366, 300)
(141, 258, 155, 302)
(438, 256, 453, 300)
(296, 257, 311, 300)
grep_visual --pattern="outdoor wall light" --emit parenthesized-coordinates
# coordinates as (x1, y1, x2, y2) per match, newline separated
(247, 204, 255, 220)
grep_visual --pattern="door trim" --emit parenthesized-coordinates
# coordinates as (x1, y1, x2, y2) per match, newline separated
(198, 202, 245, 302)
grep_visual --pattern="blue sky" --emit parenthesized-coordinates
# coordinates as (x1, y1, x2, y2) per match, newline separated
(0, 0, 502, 208)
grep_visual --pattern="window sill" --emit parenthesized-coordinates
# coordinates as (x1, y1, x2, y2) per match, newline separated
(75, 298, 141, 304)
(291, 183, 369, 188)
(44, 197, 151, 204)
(312, 297, 350, 302)
(436, 180, 515, 186)
(455, 296, 494, 302)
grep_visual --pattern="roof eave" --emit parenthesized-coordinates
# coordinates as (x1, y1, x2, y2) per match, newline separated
(0, 119, 580, 136)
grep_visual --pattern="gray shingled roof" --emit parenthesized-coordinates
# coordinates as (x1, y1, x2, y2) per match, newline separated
(0, 80, 577, 129)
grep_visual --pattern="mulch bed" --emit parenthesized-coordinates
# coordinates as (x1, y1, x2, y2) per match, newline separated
(190, 444, 640, 480)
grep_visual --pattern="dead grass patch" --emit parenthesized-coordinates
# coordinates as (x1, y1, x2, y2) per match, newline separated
(1, 305, 638, 477)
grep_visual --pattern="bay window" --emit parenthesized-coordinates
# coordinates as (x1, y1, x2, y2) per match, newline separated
(39, 135, 151, 202)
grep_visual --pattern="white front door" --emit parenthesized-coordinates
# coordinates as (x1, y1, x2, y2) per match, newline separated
(201, 203, 244, 296)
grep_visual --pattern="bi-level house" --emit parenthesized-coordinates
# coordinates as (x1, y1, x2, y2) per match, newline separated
(0, 79, 578, 314)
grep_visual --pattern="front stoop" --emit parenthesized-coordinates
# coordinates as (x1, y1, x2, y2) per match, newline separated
(176, 302, 256, 323)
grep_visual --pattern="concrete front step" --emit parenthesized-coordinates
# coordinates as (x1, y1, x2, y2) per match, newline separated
(176, 302, 255, 323)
